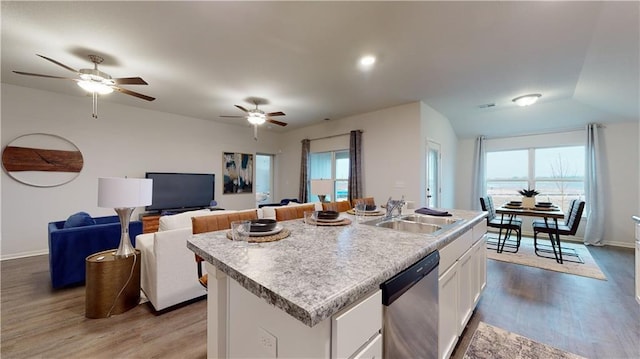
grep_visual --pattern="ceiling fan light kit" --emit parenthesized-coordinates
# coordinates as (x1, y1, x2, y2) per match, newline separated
(247, 111, 266, 125)
(13, 54, 155, 119)
(77, 81, 114, 95)
(220, 99, 287, 140)
(512, 93, 541, 107)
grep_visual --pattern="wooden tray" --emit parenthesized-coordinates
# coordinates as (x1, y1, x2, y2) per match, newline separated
(308, 218, 352, 226)
(346, 209, 384, 216)
(226, 228, 291, 243)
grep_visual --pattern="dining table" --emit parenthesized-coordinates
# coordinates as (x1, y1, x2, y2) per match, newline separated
(495, 203, 570, 264)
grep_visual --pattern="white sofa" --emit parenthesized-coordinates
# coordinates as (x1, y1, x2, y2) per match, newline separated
(135, 202, 322, 311)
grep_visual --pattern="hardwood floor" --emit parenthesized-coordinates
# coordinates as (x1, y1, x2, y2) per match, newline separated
(452, 243, 640, 359)
(2, 244, 638, 358)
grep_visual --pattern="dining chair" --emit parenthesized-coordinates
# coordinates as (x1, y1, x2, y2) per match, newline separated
(191, 210, 259, 288)
(322, 201, 352, 212)
(532, 200, 585, 264)
(352, 197, 376, 207)
(274, 204, 316, 221)
(479, 196, 522, 253)
(532, 199, 577, 228)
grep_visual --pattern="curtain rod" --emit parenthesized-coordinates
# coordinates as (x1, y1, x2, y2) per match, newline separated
(484, 124, 605, 140)
(308, 130, 363, 142)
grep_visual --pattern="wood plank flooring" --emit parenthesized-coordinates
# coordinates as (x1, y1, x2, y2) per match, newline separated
(452, 243, 640, 359)
(2, 244, 638, 358)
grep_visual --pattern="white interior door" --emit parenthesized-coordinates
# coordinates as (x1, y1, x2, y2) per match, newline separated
(426, 140, 441, 208)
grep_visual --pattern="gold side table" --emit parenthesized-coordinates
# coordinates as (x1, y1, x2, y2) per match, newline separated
(85, 249, 141, 319)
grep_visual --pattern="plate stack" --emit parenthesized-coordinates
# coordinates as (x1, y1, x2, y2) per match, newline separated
(505, 201, 523, 209)
(534, 202, 556, 211)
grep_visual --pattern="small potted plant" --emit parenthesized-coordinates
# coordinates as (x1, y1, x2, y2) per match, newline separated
(518, 188, 539, 208)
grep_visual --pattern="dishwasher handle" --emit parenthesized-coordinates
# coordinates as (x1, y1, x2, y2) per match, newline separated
(381, 250, 439, 306)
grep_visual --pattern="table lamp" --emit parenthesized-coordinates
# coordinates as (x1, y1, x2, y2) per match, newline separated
(98, 177, 153, 258)
(310, 179, 333, 203)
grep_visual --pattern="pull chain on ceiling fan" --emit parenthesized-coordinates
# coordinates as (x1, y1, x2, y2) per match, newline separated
(221, 99, 287, 140)
(13, 54, 155, 119)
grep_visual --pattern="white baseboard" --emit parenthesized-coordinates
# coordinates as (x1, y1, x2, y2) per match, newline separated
(1, 249, 48, 261)
(486, 229, 635, 249)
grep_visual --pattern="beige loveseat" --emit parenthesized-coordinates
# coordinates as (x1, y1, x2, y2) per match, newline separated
(135, 202, 322, 311)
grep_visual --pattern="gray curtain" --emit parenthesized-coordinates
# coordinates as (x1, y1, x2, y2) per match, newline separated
(471, 136, 486, 210)
(584, 123, 604, 245)
(348, 130, 363, 203)
(299, 139, 310, 202)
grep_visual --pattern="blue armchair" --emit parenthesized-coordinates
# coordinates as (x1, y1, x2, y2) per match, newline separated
(48, 215, 143, 288)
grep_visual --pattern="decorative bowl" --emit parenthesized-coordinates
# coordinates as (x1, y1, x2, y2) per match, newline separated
(536, 202, 553, 207)
(364, 204, 377, 211)
(250, 219, 277, 232)
(316, 211, 339, 220)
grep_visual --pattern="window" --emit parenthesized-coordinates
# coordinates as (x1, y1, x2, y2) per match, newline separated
(486, 146, 584, 212)
(309, 150, 349, 202)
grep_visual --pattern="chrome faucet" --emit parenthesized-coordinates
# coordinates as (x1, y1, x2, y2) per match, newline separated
(385, 196, 405, 220)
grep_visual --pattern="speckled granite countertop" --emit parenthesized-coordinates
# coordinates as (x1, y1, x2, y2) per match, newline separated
(187, 209, 485, 327)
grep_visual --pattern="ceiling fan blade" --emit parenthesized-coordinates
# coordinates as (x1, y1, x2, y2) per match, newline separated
(112, 86, 155, 101)
(113, 77, 148, 85)
(220, 115, 246, 118)
(234, 105, 249, 113)
(267, 118, 288, 127)
(267, 111, 285, 117)
(37, 54, 78, 73)
(13, 71, 77, 80)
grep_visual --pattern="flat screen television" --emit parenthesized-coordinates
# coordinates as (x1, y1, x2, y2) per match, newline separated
(145, 172, 215, 212)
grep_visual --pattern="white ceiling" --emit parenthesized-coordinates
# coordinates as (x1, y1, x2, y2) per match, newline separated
(2, 1, 638, 139)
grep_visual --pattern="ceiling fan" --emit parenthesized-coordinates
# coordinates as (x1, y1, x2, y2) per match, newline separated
(221, 98, 287, 140)
(13, 54, 155, 119)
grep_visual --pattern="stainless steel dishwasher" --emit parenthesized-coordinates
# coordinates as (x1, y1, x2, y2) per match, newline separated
(380, 250, 439, 359)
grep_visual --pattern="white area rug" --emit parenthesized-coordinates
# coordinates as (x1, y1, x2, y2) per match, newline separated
(486, 236, 607, 281)
(464, 322, 586, 359)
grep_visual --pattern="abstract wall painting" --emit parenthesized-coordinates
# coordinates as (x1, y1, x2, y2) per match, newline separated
(223, 152, 253, 194)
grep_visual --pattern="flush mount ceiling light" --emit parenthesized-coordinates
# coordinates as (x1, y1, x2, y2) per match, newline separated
(358, 55, 376, 70)
(512, 94, 542, 107)
(360, 55, 376, 66)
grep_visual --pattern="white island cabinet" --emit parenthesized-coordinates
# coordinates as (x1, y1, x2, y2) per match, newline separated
(438, 220, 487, 359)
(206, 264, 381, 359)
(187, 209, 487, 359)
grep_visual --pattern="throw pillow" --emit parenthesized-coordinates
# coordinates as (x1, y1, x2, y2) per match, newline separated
(63, 212, 96, 228)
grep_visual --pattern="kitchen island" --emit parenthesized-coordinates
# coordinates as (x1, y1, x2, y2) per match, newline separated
(187, 209, 487, 358)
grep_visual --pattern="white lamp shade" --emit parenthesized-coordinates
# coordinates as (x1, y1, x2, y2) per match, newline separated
(310, 179, 333, 195)
(98, 177, 153, 208)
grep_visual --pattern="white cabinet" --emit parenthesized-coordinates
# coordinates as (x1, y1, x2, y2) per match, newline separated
(438, 261, 459, 359)
(438, 221, 487, 359)
(332, 290, 382, 359)
(207, 267, 382, 359)
(457, 244, 474, 333)
(352, 333, 382, 359)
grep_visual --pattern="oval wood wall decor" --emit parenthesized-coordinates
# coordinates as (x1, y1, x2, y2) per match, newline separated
(2, 133, 84, 187)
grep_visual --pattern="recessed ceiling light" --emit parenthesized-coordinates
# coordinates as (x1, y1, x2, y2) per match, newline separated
(512, 94, 542, 107)
(359, 55, 376, 67)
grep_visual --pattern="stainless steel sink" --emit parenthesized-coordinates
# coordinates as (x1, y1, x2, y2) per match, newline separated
(363, 213, 465, 236)
(375, 220, 442, 234)
(399, 214, 460, 226)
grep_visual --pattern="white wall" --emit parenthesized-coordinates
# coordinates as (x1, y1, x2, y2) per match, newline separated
(455, 122, 639, 247)
(1, 84, 282, 259)
(420, 102, 458, 209)
(276, 101, 458, 210)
